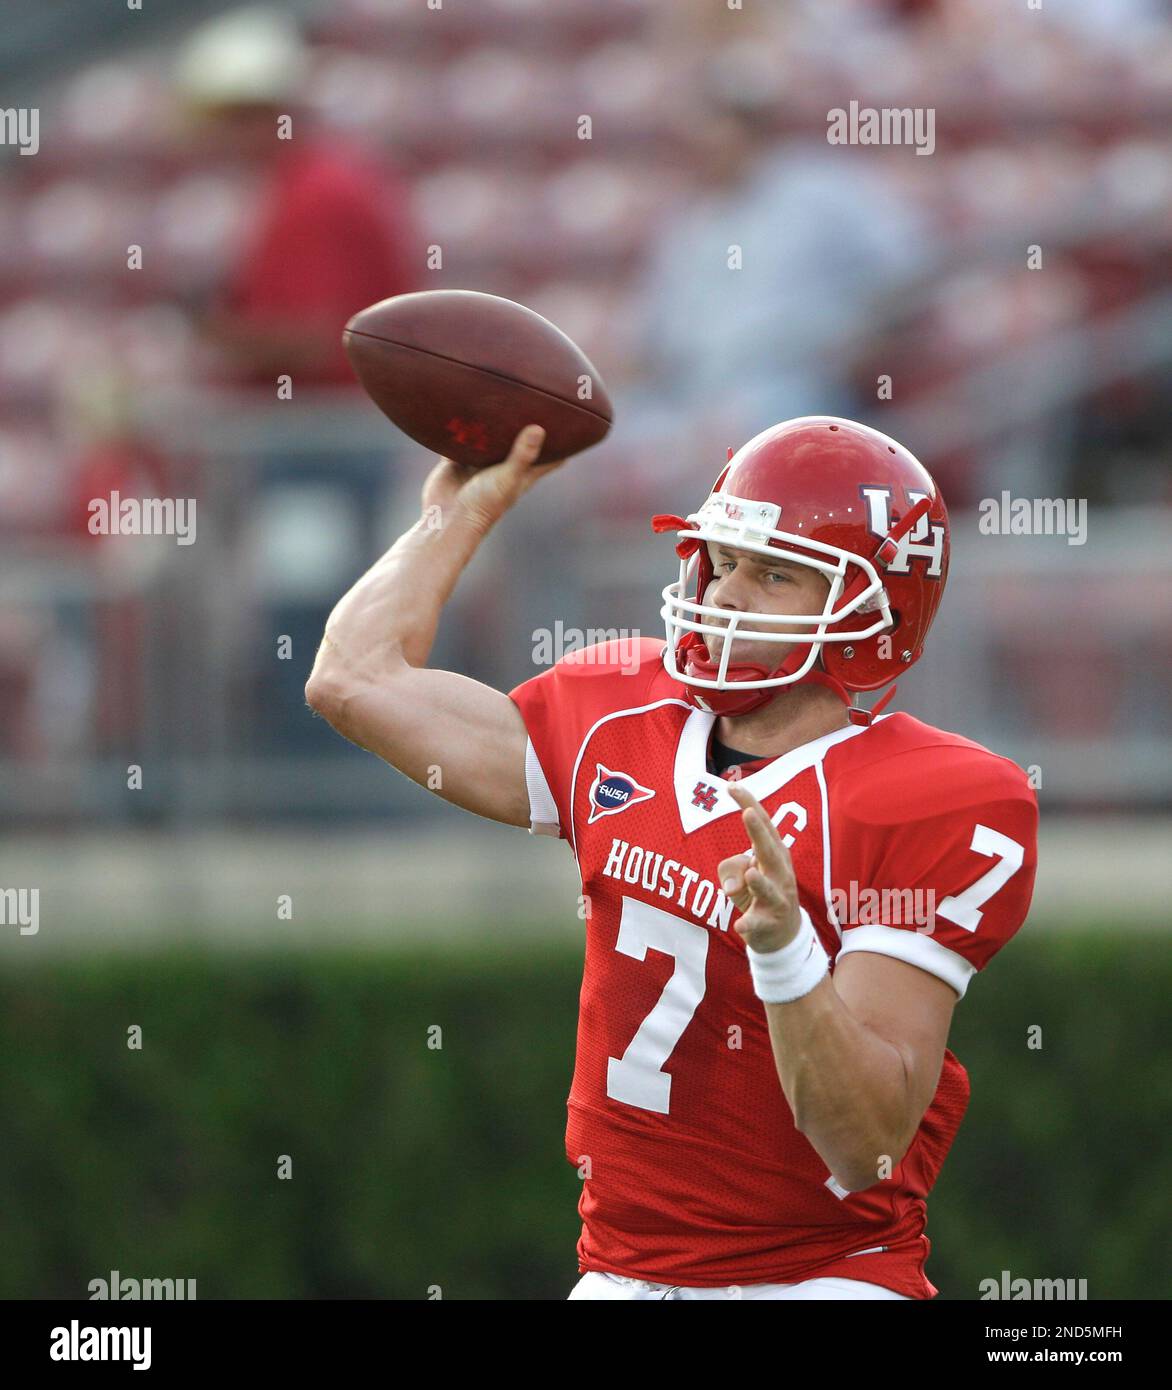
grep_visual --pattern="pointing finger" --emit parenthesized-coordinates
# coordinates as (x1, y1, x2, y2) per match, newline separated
(742, 803, 789, 881)
(728, 785, 795, 883)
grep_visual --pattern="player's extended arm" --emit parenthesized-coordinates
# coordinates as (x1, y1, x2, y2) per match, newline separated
(305, 424, 564, 827)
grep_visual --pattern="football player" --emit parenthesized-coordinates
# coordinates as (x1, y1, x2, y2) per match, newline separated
(306, 416, 1038, 1300)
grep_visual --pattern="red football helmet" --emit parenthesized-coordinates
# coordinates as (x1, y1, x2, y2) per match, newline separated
(652, 416, 950, 718)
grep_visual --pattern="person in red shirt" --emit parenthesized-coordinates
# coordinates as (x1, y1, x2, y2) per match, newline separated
(176, 6, 417, 385)
(172, 8, 419, 753)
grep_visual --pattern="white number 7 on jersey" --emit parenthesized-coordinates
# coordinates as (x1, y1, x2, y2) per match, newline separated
(935, 824, 1026, 932)
(606, 897, 709, 1115)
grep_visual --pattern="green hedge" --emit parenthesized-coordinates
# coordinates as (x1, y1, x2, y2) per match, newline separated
(0, 929, 1165, 1299)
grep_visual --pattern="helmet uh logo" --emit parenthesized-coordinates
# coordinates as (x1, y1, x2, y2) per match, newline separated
(860, 486, 945, 577)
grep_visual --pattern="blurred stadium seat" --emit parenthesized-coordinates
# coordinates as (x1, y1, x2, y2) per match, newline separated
(0, 0, 1168, 822)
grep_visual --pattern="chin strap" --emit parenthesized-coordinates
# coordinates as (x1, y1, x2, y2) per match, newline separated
(795, 669, 899, 727)
(851, 683, 899, 725)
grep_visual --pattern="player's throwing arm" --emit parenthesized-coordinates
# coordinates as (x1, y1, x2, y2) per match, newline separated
(304, 425, 565, 827)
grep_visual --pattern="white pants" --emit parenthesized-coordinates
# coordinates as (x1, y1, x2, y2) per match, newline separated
(568, 1270, 911, 1300)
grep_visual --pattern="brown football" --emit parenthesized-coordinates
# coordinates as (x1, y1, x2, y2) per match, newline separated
(342, 289, 613, 467)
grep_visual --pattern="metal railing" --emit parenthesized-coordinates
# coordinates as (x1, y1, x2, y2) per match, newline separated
(1, 382, 1168, 822)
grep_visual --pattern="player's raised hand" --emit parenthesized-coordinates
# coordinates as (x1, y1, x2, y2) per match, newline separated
(421, 424, 566, 536)
(719, 784, 803, 954)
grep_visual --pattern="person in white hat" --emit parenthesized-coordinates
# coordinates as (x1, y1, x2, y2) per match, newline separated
(176, 5, 417, 385)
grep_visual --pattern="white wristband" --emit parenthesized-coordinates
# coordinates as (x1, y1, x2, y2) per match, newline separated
(746, 907, 829, 1003)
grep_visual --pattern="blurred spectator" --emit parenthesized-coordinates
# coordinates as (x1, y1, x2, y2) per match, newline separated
(175, 5, 417, 387)
(0, 0, 1167, 812)
(631, 86, 930, 457)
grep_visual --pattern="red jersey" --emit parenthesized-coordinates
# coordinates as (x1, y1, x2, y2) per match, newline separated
(508, 638, 1038, 1297)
